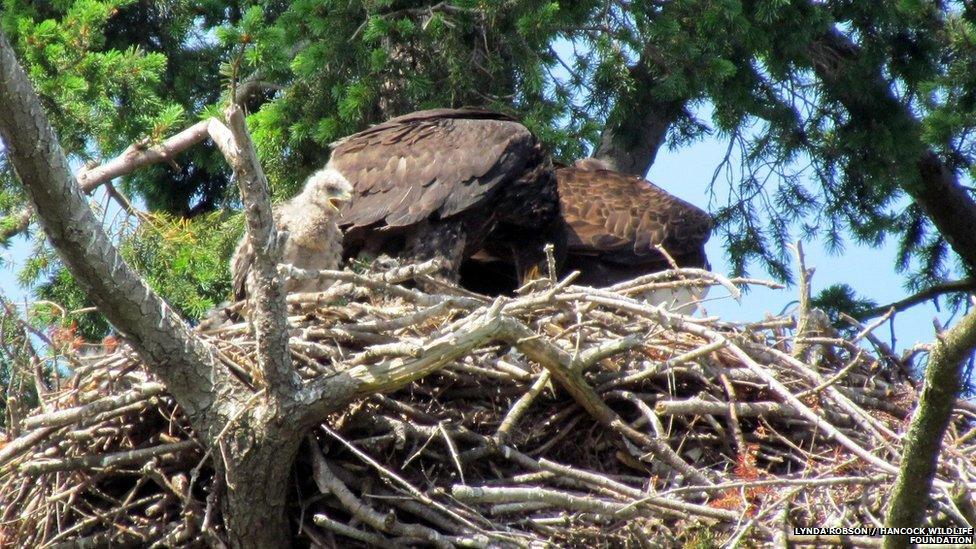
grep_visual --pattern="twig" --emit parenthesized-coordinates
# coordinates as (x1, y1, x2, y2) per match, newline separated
(20, 441, 197, 474)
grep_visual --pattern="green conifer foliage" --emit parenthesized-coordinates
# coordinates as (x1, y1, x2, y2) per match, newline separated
(2, 0, 975, 334)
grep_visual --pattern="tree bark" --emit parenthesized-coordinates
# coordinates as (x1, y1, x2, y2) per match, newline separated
(209, 110, 296, 394)
(219, 415, 305, 547)
(591, 58, 685, 177)
(806, 28, 976, 273)
(0, 28, 300, 547)
(0, 28, 225, 424)
(882, 310, 976, 548)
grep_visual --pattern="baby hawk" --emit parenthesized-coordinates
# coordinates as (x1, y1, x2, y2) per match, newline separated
(230, 167, 353, 300)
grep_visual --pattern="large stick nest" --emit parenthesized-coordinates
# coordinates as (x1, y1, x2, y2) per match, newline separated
(1, 261, 973, 547)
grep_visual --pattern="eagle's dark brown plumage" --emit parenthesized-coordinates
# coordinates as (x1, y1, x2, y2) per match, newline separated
(557, 159, 712, 288)
(459, 158, 712, 296)
(330, 108, 564, 283)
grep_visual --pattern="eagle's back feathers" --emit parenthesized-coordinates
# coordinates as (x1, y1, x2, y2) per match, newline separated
(330, 108, 561, 284)
(557, 166, 712, 276)
(332, 109, 539, 230)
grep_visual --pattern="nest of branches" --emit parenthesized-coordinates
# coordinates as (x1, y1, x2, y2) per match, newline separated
(1, 261, 973, 548)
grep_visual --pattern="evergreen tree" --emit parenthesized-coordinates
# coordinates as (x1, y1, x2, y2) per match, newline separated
(2, 0, 975, 329)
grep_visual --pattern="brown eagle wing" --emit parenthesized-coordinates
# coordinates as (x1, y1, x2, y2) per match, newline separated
(331, 108, 538, 229)
(557, 167, 712, 266)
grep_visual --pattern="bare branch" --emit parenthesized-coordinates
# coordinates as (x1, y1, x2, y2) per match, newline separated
(208, 108, 295, 394)
(76, 121, 211, 193)
(858, 278, 976, 320)
(1, 120, 210, 241)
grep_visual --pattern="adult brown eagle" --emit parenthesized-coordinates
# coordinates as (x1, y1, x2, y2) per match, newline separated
(327, 108, 564, 285)
(459, 158, 713, 301)
(557, 158, 712, 288)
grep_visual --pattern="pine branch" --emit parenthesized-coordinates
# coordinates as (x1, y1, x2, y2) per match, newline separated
(806, 27, 976, 274)
(857, 278, 976, 320)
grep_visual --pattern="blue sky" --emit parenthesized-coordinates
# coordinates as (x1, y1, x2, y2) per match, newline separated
(647, 122, 952, 353)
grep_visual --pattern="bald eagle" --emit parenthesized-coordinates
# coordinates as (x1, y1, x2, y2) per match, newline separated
(328, 108, 564, 286)
(557, 159, 712, 287)
(231, 167, 353, 300)
(460, 159, 713, 306)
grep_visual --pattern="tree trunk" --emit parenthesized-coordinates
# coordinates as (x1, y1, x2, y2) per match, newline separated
(220, 415, 305, 547)
(591, 59, 685, 177)
(0, 28, 309, 546)
(882, 310, 976, 548)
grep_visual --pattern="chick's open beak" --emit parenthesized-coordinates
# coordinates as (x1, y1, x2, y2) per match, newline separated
(328, 189, 352, 211)
(524, 264, 544, 281)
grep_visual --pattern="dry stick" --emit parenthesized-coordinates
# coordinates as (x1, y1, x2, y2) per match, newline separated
(453, 485, 645, 518)
(493, 317, 716, 486)
(598, 339, 727, 390)
(320, 425, 501, 539)
(343, 299, 459, 332)
(494, 371, 551, 444)
(64, 400, 158, 440)
(790, 241, 814, 361)
(796, 348, 865, 398)
(372, 489, 472, 537)
(103, 182, 145, 221)
(533, 457, 738, 522)
(576, 336, 642, 370)
(716, 336, 899, 475)
(663, 475, 888, 496)
(718, 373, 747, 460)
(438, 422, 466, 486)
(0, 426, 56, 469)
(852, 308, 897, 345)
(576, 291, 900, 474)
(841, 313, 916, 382)
(301, 312, 513, 408)
(45, 495, 170, 547)
(19, 440, 197, 474)
(22, 383, 166, 430)
(746, 343, 899, 442)
(307, 439, 455, 549)
(453, 484, 739, 524)
(536, 457, 645, 499)
(285, 261, 482, 309)
(656, 399, 803, 418)
(348, 342, 423, 366)
(312, 514, 402, 549)
(606, 267, 744, 302)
